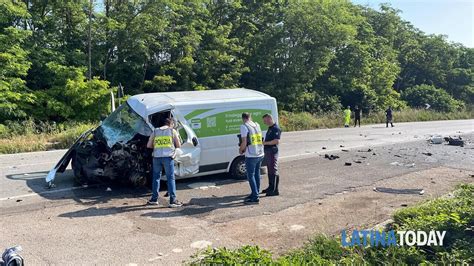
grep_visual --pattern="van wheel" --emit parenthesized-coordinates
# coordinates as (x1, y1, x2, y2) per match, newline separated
(230, 156, 247, 180)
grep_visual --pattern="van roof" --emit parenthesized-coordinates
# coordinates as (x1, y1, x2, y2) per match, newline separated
(128, 88, 273, 117)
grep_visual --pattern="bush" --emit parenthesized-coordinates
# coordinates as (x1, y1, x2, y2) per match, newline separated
(401, 84, 464, 112)
(189, 246, 273, 265)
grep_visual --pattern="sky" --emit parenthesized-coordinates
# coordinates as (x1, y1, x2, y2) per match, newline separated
(352, 0, 474, 47)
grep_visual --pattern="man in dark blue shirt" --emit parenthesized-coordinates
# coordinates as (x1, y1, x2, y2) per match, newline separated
(262, 113, 282, 196)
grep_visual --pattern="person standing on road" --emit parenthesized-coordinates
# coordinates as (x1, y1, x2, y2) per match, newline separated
(385, 106, 394, 128)
(354, 105, 361, 127)
(262, 114, 281, 196)
(239, 112, 265, 204)
(147, 117, 183, 207)
(344, 106, 351, 128)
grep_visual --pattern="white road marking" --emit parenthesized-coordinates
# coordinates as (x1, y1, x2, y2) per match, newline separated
(0, 161, 55, 170)
(0, 185, 98, 202)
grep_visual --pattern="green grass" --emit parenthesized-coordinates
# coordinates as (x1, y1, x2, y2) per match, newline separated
(0, 120, 95, 154)
(279, 108, 474, 131)
(190, 184, 474, 265)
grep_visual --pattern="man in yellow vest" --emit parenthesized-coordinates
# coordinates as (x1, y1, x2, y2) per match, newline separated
(344, 106, 351, 128)
(239, 112, 265, 204)
(146, 117, 183, 207)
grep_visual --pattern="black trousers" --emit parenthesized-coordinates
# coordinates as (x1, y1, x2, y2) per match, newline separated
(354, 117, 361, 127)
(264, 150, 279, 192)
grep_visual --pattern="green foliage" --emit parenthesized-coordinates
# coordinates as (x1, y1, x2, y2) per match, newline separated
(392, 184, 474, 262)
(0, 0, 473, 124)
(402, 84, 464, 112)
(190, 246, 273, 265)
(189, 185, 474, 265)
(29, 63, 110, 121)
(0, 120, 95, 154)
(0, 1, 33, 121)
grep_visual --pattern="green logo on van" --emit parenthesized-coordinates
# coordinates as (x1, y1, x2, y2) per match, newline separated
(184, 109, 271, 138)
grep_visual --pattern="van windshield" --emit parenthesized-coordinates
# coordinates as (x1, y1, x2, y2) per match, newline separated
(100, 103, 152, 147)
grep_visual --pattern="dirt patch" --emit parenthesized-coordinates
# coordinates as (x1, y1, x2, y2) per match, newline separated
(214, 167, 473, 254)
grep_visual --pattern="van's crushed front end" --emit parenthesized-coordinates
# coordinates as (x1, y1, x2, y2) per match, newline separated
(46, 103, 153, 186)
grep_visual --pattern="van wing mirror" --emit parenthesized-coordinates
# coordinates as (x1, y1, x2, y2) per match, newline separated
(192, 137, 198, 147)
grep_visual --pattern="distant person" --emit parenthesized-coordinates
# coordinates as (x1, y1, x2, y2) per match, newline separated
(354, 105, 361, 127)
(385, 106, 394, 127)
(239, 112, 264, 204)
(147, 117, 183, 207)
(344, 106, 351, 128)
(262, 114, 281, 196)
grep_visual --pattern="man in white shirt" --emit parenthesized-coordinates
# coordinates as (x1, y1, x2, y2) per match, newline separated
(239, 112, 265, 204)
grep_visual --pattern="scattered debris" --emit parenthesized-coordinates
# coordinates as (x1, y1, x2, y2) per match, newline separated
(339, 145, 345, 147)
(357, 148, 372, 152)
(401, 204, 408, 207)
(322, 147, 327, 150)
(390, 161, 415, 168)
(188, 182, 219, 190)
(353, 160, 362, 164)
(341, 149, 349, 152)
(190, 240, 212, 249)
(324, 154, 339, 160)
(394, 154, 402, 158)
(16, 199, 22, 203)
(422, 152, 433, 156)
(445, 136, 464, 147)
(172, 248, 183, 253)
(430, 135, 443, 144)
(374, 187, 424, 195)
(344, 162, 352, 166)
(289, 224, 305, 232)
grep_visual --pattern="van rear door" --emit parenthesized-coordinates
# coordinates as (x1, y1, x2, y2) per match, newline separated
(172, 110, 201, 177)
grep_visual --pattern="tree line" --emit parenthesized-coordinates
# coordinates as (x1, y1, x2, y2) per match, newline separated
(1, 0, 473, 123)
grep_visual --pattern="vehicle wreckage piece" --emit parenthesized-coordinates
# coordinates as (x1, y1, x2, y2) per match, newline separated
(1, 246, 24, 266)
(46, 103, 201, 186)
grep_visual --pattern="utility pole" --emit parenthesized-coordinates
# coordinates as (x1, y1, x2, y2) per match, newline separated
(88, 0, 93, 81)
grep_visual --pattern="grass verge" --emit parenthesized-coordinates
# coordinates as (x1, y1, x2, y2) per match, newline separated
(0, 121, 95, 154)
(190, 184, 474, 265)
(279, 108, 474, 131)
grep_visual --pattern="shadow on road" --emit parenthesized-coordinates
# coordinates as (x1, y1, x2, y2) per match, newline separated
(142, 194, 248, 219)
(5, 169, 245, 209)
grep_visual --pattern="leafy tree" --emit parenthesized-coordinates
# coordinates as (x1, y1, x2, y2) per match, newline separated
(402, 84, 464, 112)
(0, 1, 33, 121)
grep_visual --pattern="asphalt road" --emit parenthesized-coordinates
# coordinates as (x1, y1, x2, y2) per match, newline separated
(0, 119, 473, 264)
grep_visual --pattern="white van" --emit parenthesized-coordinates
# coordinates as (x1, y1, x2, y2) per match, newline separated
(47, 88, 278, 186)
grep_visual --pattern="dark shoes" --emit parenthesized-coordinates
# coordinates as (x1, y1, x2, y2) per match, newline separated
(266, 190, 279, 197)
(244, 198, 259, 204)
(261, 187, 270, 194)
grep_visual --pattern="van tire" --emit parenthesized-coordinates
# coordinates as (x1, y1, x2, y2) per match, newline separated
(230, 156, 247, 180)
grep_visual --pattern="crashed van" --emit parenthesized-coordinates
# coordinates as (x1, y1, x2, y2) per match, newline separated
(46, 88, 278, 186)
